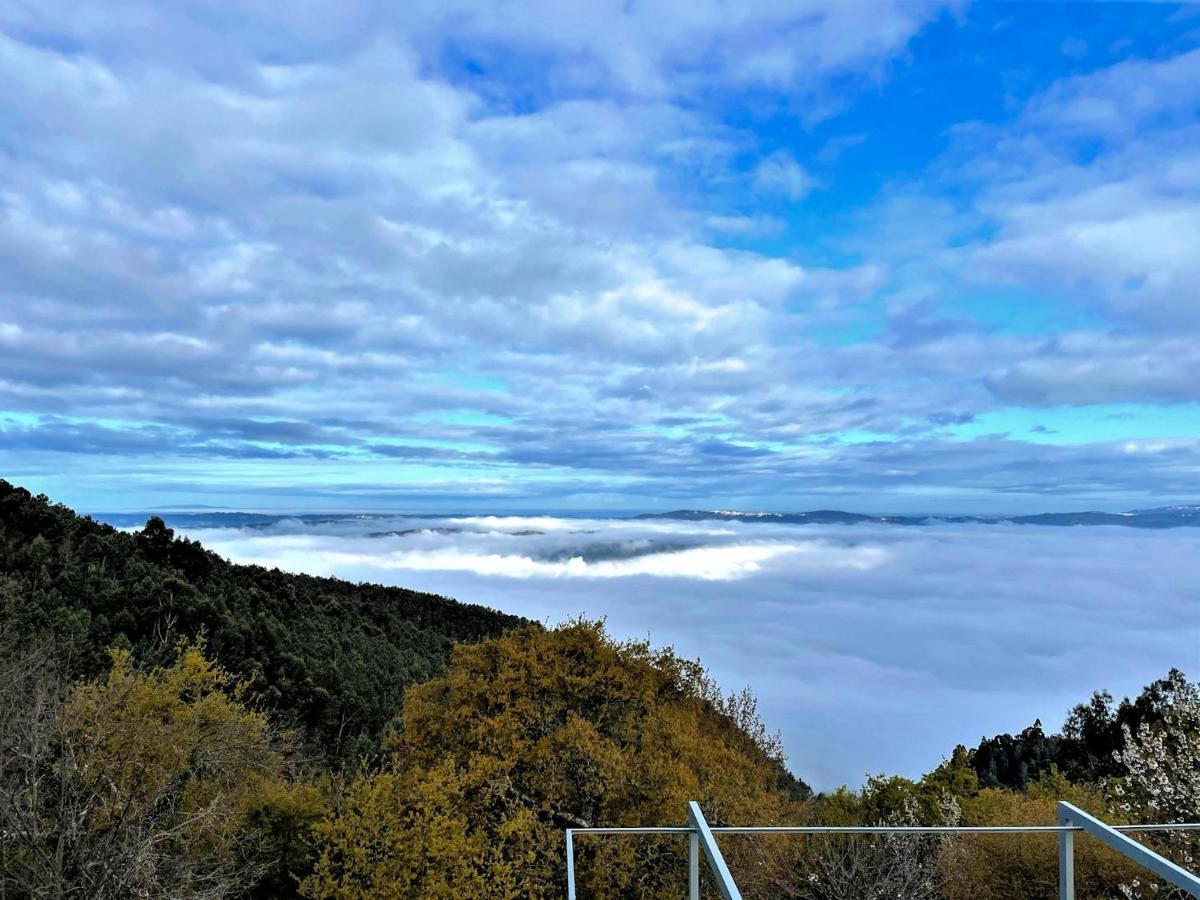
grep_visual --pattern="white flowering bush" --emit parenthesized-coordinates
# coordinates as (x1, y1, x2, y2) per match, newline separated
(798, 791, 961, 900)
(1112, 671, 1200, 899)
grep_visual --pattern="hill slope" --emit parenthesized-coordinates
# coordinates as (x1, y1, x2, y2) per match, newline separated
(0, 479, 525, 759)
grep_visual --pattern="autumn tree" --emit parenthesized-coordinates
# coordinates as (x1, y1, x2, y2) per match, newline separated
(0, 635, 322, 899)
(302, 620, 808, 899)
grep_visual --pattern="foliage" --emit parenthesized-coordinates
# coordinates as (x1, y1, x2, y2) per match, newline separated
(797, 775, 961, 900)
(301, 620, 809, 899)
(0, 635, 322, 899)
(969, 720, 1062, 791)
(0, 479, 525, 760)
(966, 674, 1187, 790)
(943, 772, 1144, 900)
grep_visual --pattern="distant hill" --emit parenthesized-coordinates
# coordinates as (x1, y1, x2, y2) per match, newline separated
(95, 510, 407, 529)
(634, 505, 1200, 529)
(0, 479, 526, 760)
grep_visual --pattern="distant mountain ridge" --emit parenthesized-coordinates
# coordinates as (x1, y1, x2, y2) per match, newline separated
(96, 510, 400, 529)
(633, 505, 1200, 529)
(93, 505, 1200, 531)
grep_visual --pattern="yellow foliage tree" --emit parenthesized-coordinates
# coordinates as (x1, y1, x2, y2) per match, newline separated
(1, 638, 323, 899)
(302, 620, 807, 899)
(65, 645, 276, 844)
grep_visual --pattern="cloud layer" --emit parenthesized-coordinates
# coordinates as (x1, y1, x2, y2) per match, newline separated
(174, 515, 1200, 789)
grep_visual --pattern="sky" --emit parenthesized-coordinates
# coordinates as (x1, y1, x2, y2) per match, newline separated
(2, 1, 1200, 513)
(169, 513, 1200, 788)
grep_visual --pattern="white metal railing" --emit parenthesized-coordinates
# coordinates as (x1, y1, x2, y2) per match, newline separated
(565, 801, 1200, 899)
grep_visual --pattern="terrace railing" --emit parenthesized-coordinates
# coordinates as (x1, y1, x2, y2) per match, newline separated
(565, 800, 1200, 900)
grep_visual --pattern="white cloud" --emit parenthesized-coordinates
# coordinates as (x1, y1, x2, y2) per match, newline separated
(1024, 47, 1200, 139)
(752, 150, 818, 200)
(404, 0, 951, 99)
(832, 43, 1200, 418)
(949, 49, 1200, 327)
(986, 332, 1200, 405)
(331, 542, 804, 580)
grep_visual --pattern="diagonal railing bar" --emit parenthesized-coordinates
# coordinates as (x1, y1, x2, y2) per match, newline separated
(688, 800, 743, 900)
(1058, 801, 1200, 899)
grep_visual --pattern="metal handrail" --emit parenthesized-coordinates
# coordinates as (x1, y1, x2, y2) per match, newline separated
(571, 823, 1200, 834)
(565, 801, 1200, 899)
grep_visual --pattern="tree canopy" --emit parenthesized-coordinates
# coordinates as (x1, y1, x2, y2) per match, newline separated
(302, 620, 810, 899)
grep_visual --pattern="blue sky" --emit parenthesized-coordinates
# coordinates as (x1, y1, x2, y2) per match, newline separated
(1, 1, 1199, 513)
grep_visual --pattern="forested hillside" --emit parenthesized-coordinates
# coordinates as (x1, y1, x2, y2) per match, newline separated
(962, 673, 1187, 791)
(0, 479, 525, 759)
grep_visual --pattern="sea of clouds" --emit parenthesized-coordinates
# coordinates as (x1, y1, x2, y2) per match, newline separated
(177, 516, 1200, 789)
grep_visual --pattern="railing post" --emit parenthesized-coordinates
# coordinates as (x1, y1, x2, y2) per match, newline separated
(1058, 806, 1075, 900)
(566, 829, 576, 900)
(689, 831, 700, 900)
